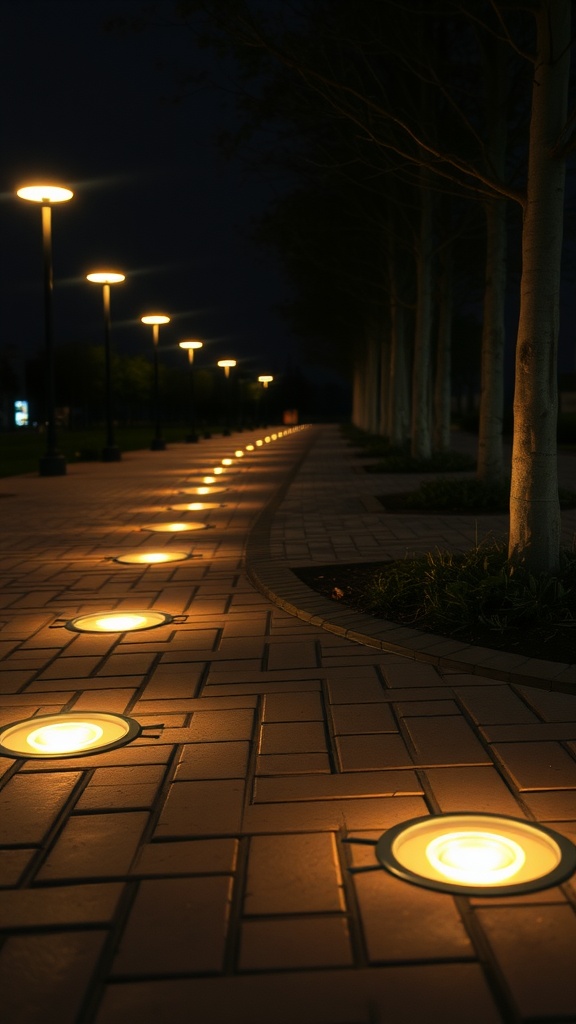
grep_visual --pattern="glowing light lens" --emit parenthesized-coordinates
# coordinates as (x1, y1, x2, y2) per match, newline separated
(170, 502, 221, 511)
(143, 522, 208, 532)
(213, 467, 225, 475)
(245, 444, 255, 451)
(202, 476, 216, 484)
(87, 272, 125, 284)
(235, 450, 244, 458)
(264, 436, 271, 443)
(256, 439, 263, 446)
(114, 551, 190, 565)
(66, 610, 172, 633)
(141, 314, 170, 325)
(17, 184, 73, 203)
(425, 831, 525, 885)
(27, 721, 104, 754)
(222, 458, 233, 466)
(271, 433, 278, 440)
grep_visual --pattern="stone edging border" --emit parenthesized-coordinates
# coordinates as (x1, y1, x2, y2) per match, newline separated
(245, 427, 576, 697)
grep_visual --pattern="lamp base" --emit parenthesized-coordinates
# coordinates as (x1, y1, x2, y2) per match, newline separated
(39, 453, 66, 476)
(102, 445, 121, 462)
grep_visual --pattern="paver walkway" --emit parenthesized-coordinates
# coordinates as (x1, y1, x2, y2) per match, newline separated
(0, 423, 575, 1024)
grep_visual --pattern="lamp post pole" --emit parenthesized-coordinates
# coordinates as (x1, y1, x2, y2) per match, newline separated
(87, 272, 125, 461)
(258, 375, 274, 426)
(179, 340, 203, 442)
(141, 314, 170, 450)
(17, 183, 73, 476)
(217, 359, 236, 435)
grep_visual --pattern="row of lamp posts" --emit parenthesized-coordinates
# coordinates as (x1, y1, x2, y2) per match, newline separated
(16, 181, 273, 475)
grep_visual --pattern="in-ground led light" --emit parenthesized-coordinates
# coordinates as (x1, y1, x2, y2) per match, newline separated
(65, 610, 173, 633)
(346, 812, 576, 896)
(0, 711, 142, 759)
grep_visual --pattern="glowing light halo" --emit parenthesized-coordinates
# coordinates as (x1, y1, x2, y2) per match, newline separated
(0, 711, 142, 759)
(169, 502, 224, 511)
(114, 551, 191, 565)
(86, 271, 125, 285)
(221, 458, 234, 466)
(366, 812, 576, 896)
(245, 444, 255, 451)
(141, 314, 170, 325)
(179, 487, 228, 497)
(65, 610, 173, 633)
(234, 450, 244, 458)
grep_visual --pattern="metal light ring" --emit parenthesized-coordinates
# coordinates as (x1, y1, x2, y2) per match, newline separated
(0, 711, 142, 760)
(375, 812, 576, 897)
(65, 610, 174, 633)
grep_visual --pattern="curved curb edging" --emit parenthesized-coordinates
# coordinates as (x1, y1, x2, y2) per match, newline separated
(245, 431, 576, 698)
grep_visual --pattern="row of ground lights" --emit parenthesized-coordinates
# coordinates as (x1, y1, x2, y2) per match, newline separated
(3, 425, 573, 896)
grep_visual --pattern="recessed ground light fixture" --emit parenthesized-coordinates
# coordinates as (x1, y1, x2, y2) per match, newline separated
(221, 458, 234, 466)
(213, 467, 225, 475)
(255, 439, 263, 446)
(142, 521, 209, 533)
(202, 475, 216, 484)
(180, 486, 228, 497)
(0, 711, 143, 759)
(264, 436, 271, 443)
(234, 450, 244, 458)
(170, 502, 224, 511)
(271, 433, 278, 440)
(114, 551, 192, 565)
(345, 813, 576, 896)
(245, 444, 255, 451)
(65, 610, 173, 633)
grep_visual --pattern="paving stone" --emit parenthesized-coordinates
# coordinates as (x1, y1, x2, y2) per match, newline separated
(19, 743, 174, 771)
(381, 662, 444, 687)
(253, 770, 422, 803)
(94, 963, 502, 1024)
(256, 753, 331, 774)
(155, 780, 245, 837)
(0, 930, 106, 1024)
(0, 849, 34, 887)
(424, 766, 525, 816)
(475, 905, 576, 1019)
(37, 811, 149, 880)
(401, 716, 491, 765)
(393, 699, 460, 717)
(140, 662, 205, 699)
(112, 875, 233, 976)
(96, 653, 156, 676)
(265, 640, 320, 670)
(239, 916, 353, 971)
(70, 688, 136, 713)
(243, 795, 428, 834)
(262, 691, 324, 721)
(0, 772, 82, 846)
(174, 741, 250, 779)
(520, 789, 576, 820)
(244, 833, 345, 915)
(75, 782, 161, 810)
(325, 671, 385, 704)
(259, 721, 327, 754)
(131, 838, 239, 876)
(492, 741, 576, 789)
(186, 708, 254, 742)
(454, 685, 539, 724)
(0, 882, 123, 927)
(481, 722, 576, 742)
(335, 733, 413, 771)
(516, 685, 576, 721)
(330, 702, 396, 734)
(354, 868, 474, 962)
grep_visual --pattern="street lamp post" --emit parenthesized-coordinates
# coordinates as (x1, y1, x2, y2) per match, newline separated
(179, 340, 203, 442)
(87, 271, 125, 461)
(17, 183, 73, 476)
(141, 314, 170, 450)
(217, 359, 237, 435)
(258, 375, 274, 425)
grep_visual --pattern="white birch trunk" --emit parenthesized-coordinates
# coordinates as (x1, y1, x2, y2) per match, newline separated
(508, 0, 570, 573)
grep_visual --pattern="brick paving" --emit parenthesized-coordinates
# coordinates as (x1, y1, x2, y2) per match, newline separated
(0, 423, 575, 1023)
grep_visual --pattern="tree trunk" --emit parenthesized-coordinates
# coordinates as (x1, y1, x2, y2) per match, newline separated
(508, 0, 570, 574)
(410, 176, 433, 458)
(433, 244, 452, 453)
(477, 197, 506, 482)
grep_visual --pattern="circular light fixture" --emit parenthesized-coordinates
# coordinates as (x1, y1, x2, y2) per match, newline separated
(114, 551, 191, 565)
(179, 339, 202, 351)
(371, 813, 576, 896)
(141, 521, 209, 533)
(264, 436, 271, 443)
(213, 467, 225, 475)
(65, 610, 173, 633)
(86, 271, 125, 285)
(234, 450, 244, 458)
(202, 475, 216, 484)
(141, 314, 170, 325)
(255, 439, 264, 447)
(245, 444, 255, 451)
(17, 184, 74, 203)
(0, 711, 141, 759)
(180, 487, 228, 497)
(169, 502, 223, 511)
(221, 458, 234, 466)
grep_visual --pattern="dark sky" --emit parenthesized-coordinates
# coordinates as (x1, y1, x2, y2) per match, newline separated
(0, 0, 295, 382)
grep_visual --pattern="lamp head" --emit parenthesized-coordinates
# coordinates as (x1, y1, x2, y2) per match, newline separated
(87, 272, 125, 285)
(17, 184, 73, 203)
(141, 314, 170, 325)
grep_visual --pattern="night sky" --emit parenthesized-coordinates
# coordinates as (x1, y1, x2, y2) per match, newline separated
(0, 0, 295, 385)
